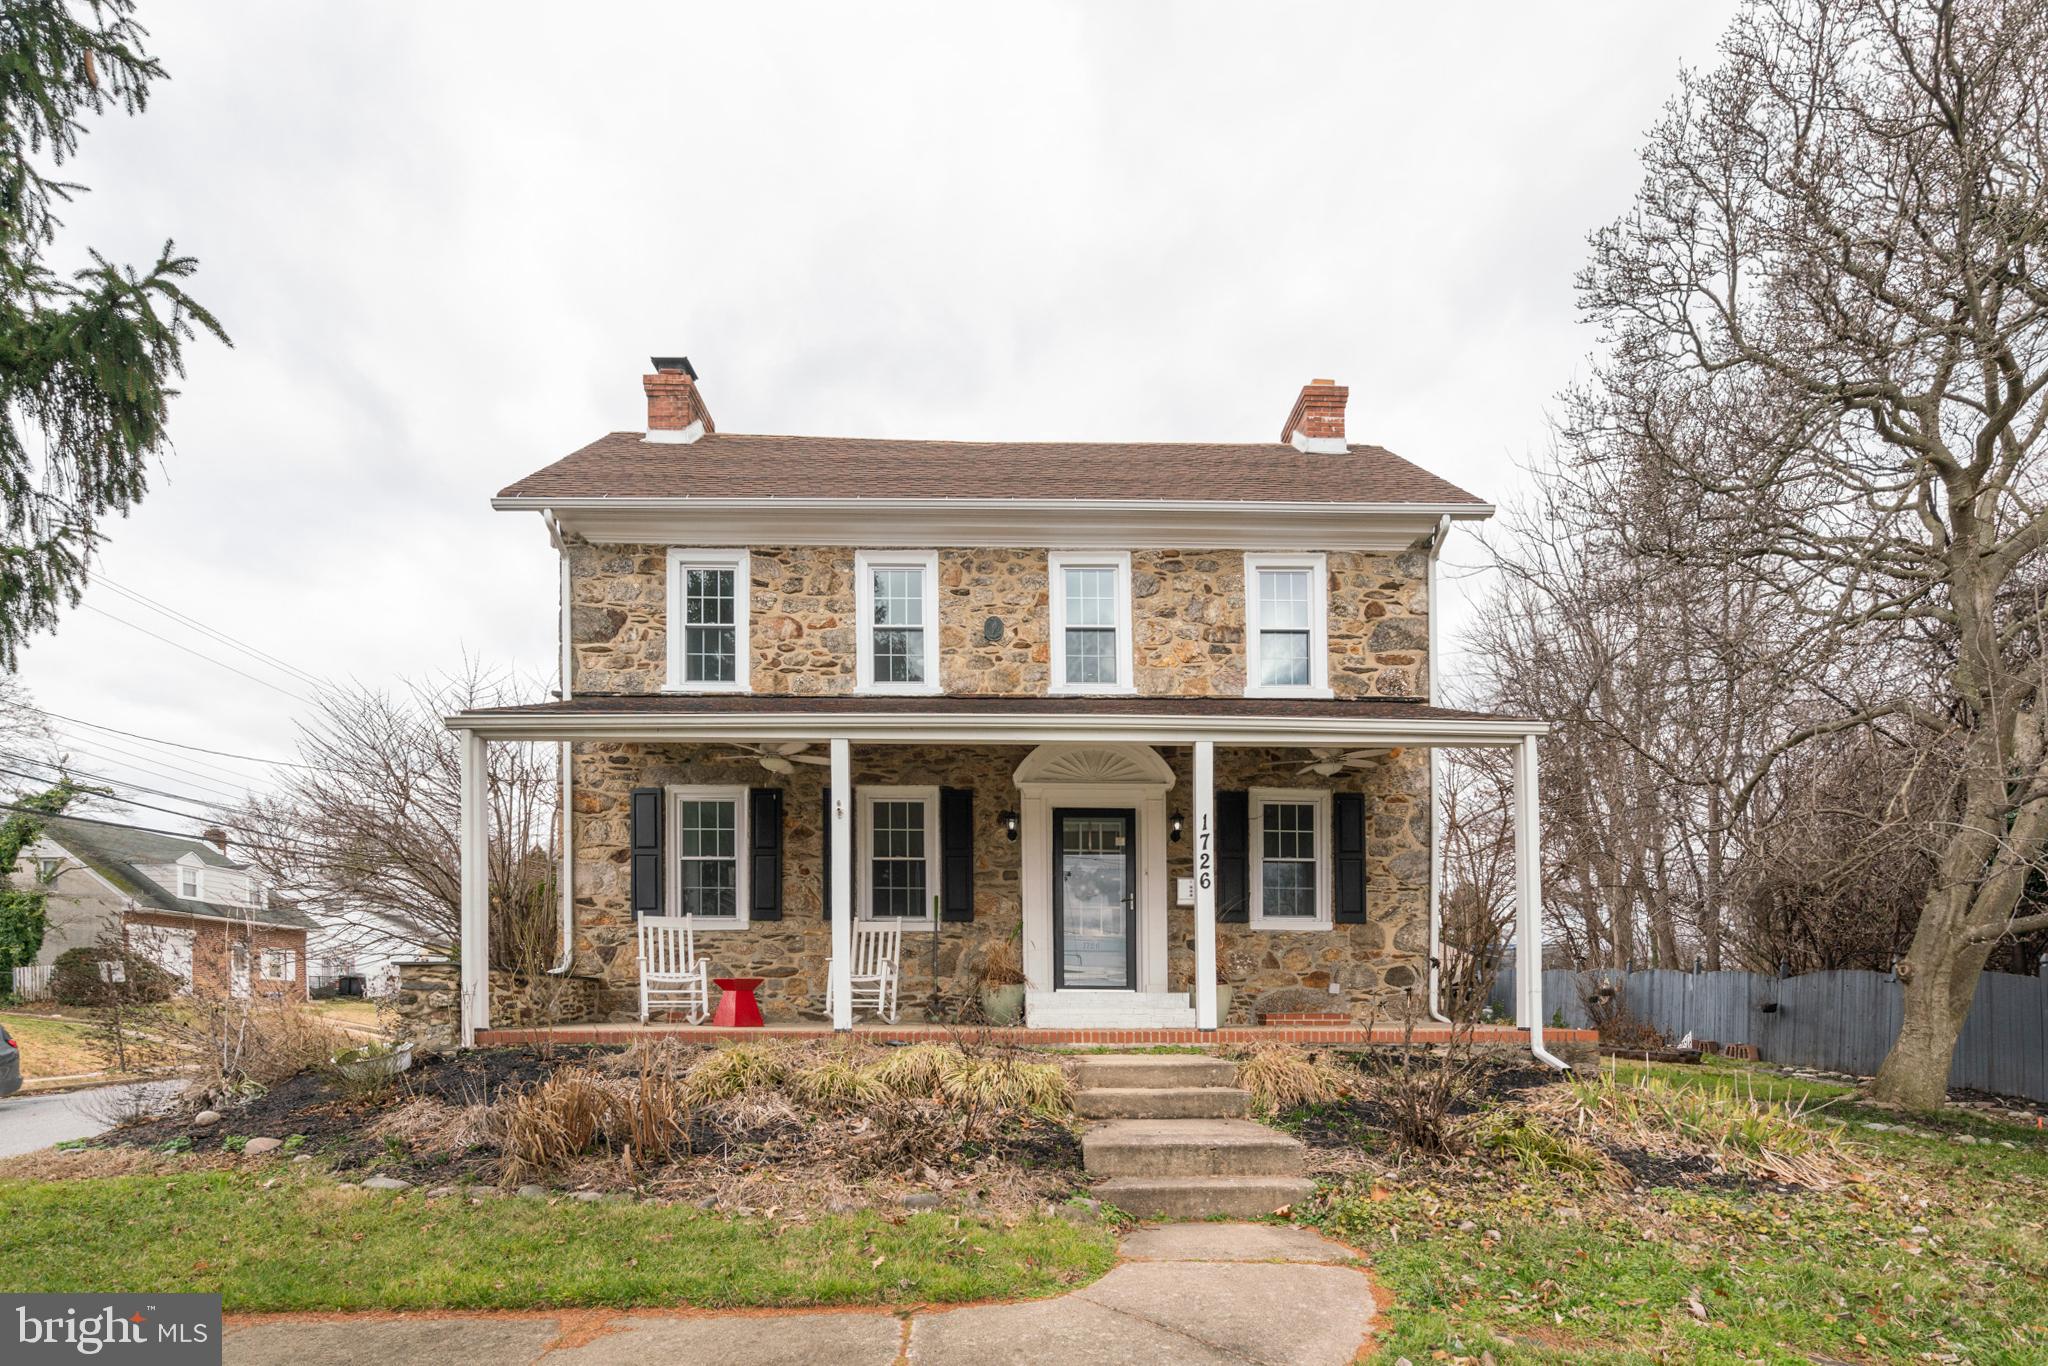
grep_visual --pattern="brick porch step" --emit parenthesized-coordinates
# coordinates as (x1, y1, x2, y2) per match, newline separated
(1074, 1086, 1250, 1120)
(1082, 1118, 1306, 1179)
(1074, 1053, 1237, 1090)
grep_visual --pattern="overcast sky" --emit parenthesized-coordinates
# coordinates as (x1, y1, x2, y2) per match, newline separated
(15, 0, 1737, 830)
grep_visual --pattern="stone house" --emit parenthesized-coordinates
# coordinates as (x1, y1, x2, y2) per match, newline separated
(446, 359, 1557, 1047)
(16, 815, 313, 999)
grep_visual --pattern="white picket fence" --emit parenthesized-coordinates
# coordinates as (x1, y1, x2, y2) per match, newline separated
(10, 964, 53, 1000)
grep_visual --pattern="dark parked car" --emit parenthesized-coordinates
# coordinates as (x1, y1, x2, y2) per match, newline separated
(0, 1020, 18, 1097)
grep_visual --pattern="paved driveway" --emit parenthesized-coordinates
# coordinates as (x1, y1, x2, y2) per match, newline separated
(0, 1080, 183, 1158)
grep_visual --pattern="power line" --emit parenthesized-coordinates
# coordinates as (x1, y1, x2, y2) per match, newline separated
(48, 726, 280, 794)
(80, 604, 315, 704)
(0, 755, 251, 820)
(27, 707, 323, 771)
(92, 574, 329, 690)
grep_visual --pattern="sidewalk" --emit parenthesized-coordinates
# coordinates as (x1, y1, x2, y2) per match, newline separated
(223, 1223, 1377, 1365)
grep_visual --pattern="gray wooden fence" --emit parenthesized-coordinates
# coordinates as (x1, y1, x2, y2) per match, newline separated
(1492, 966, 2048, 1102)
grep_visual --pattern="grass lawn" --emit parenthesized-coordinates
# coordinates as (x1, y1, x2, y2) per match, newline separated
(1302, 1060, 2048, 1363)
(306, 998, 388, 1034)
(0, 1009, 109, 1079)
(0, 1170, 1116, 1311)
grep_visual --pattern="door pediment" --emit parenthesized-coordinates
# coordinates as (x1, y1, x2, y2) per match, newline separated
(1013, 743, 1175, 791)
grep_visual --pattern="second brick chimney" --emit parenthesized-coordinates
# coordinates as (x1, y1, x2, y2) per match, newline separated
(643, 356, 714, 444)
(1281, 378, 1348, 453)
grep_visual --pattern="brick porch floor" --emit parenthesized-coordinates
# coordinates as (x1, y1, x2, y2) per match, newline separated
(474, 1022, 1596, 1048)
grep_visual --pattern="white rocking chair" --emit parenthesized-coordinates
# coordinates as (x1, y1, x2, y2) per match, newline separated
(637, 916, 712, 1024)
(825, 922, 903, 1023)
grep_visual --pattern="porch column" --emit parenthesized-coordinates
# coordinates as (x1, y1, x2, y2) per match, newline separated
(1512, 733, 1541, 1032)
(828, 737, 853, 1031)
(457, 728, 490, 1048)
(1193, 739, 1218, 1031)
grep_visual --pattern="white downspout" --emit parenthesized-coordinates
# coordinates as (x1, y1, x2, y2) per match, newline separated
(547, 512, 575, 977)
(1426, 514, 1453, 1024)
(1514, 732, 1568, 1070)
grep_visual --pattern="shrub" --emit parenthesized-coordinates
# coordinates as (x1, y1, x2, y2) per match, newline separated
(1474, 1110, 1616, 1182)
(50, 945, 176, 1006)
(501, 1064, 689, 1181)
(175, 996, 349, 1103)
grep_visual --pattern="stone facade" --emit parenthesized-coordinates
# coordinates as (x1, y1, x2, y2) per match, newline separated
(558, 531, 1437, 1026)
(566, 540, 1432, 701)
(569, 741, 1429, 1026)
(391, 960, 605, 1052)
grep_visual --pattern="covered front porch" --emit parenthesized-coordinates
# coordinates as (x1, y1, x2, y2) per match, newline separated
(445, 695, 1561, 1064)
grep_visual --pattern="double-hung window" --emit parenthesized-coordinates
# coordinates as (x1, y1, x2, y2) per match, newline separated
(669, 785, 749, 923)
(178, 865, 201, 899)
(1244, 553, 1329, 696)
(1049, 551, 1134, 694)
(859, 786, 939, 927)
(666, 549, 750, 692)
(855, 550, 941, 694)
(1250, 788, 1331, 927)
(260, 949, 296, 979)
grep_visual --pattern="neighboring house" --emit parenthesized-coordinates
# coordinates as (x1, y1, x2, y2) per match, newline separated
(308, 911, 419, 997)
(15, 815, 314, 1000)
(446, 358, 1554, 1048)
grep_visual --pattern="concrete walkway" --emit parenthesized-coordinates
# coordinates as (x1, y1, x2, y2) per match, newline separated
(222, 1223, 1375, 1366)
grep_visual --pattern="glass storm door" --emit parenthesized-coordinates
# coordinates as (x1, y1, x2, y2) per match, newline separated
(1053, 809, 1137, 990)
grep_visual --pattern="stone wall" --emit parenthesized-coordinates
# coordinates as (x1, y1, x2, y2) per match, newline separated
(390, 959, 606, 1051)
(566, 540, 1431, 700)
(569, 742, 1428, 1025)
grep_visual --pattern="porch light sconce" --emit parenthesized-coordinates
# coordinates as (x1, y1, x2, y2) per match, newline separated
(1170, 811, 1185, 842)
(999, 810, 1019, 842)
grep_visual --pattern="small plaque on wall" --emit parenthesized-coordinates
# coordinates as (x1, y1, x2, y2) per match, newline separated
(982, 616, 1004, 642)
(1175, 877, 1195, 906)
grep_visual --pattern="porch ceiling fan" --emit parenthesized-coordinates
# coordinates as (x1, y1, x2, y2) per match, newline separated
(1296, 746, 1396, 776)
(734, 741, 833, 774)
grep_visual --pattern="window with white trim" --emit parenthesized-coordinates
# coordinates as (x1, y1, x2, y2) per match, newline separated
(260, 948, 297, 979)
(668, 785, 749, 923)
(1244, 553, 1330, 696)
(1250, 788, 1332, 927)
(178, 865, 201, 899)
(1049, 551, 1134, 694)
(855, 550, 940, 694)
(666, 549, 750, 691)
(859, 786, 939, 927)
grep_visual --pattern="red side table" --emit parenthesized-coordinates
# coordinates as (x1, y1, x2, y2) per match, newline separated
(712, 976, 766, 1028)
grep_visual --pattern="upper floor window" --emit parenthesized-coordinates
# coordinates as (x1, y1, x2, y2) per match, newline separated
(670, 785, 749, 923)
(860, 786, 938, 926)
(666, 549, 750, 692)
(178, 865, 201, 899)
(1250, 788, 1331, 928)
(1244, 553, 1330, 697)
(855, 550, 940, 694)
(1049, 551, 1134, 694)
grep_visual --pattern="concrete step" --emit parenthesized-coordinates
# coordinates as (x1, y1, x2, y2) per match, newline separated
(1074, 1086, 1250, 1120)
(1094, 1175, 1317, 1220)
(1082, 1118, 1305, 1178)
(1075, 1053, 1238, 1090)
(1025, 991, 1196, 1029)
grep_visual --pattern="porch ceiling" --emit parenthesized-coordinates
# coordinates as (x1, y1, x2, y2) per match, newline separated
(444, 692, 1545, 747)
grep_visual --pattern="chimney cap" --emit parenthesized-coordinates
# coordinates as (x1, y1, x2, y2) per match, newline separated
(650, 356, 697, 379)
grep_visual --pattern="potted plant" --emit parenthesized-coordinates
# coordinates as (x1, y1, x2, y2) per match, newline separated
(978, 939, 1027, 1026)
(1214, 968, 1235, 1026)
(331, 1039, 414, 1081)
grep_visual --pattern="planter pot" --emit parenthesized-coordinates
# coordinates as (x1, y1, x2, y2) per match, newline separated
(980, 984, 1026, 1026)
(332, 1040, 414, 1082)
(1214, 985, 1235, 1025)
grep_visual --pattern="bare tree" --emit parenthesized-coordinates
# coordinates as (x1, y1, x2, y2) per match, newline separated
(1577, 0, 2048, 1106)
(223, 665, 559, 974)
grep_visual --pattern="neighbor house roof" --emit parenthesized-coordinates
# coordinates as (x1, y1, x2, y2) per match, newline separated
(496, 432, 1489, 507)
(38, 814, 317, 932)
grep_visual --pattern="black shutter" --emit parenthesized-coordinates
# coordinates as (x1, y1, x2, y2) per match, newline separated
(1216, 789, 1250, 923)
(749, 787, 784, 921)
(1333, 791, 1367, 924)
(939, 786, 974, 922)
(629, 787, 664, 919)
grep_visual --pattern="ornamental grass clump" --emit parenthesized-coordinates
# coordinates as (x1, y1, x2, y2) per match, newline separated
(787, 1058, 889, 1111)
(681, 1044, 787, 1105)
(1537, 1073, 1850, 1188)
(1235, 1047, 1354, 1117)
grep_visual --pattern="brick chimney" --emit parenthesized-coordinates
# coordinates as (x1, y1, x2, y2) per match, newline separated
(200, 827, 228, 854)
(643, 356, 714, 445)
(1280, 378, 1348, 453)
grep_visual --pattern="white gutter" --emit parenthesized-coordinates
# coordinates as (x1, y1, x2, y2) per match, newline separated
(444, 709, 1548, 748)
(490, 495, 1498, 519)
(545, 511, 574, 977)
(1426, 514, 1453, 1024)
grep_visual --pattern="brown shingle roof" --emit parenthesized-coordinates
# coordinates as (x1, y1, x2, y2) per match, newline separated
(497, 432, 1487, 506)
